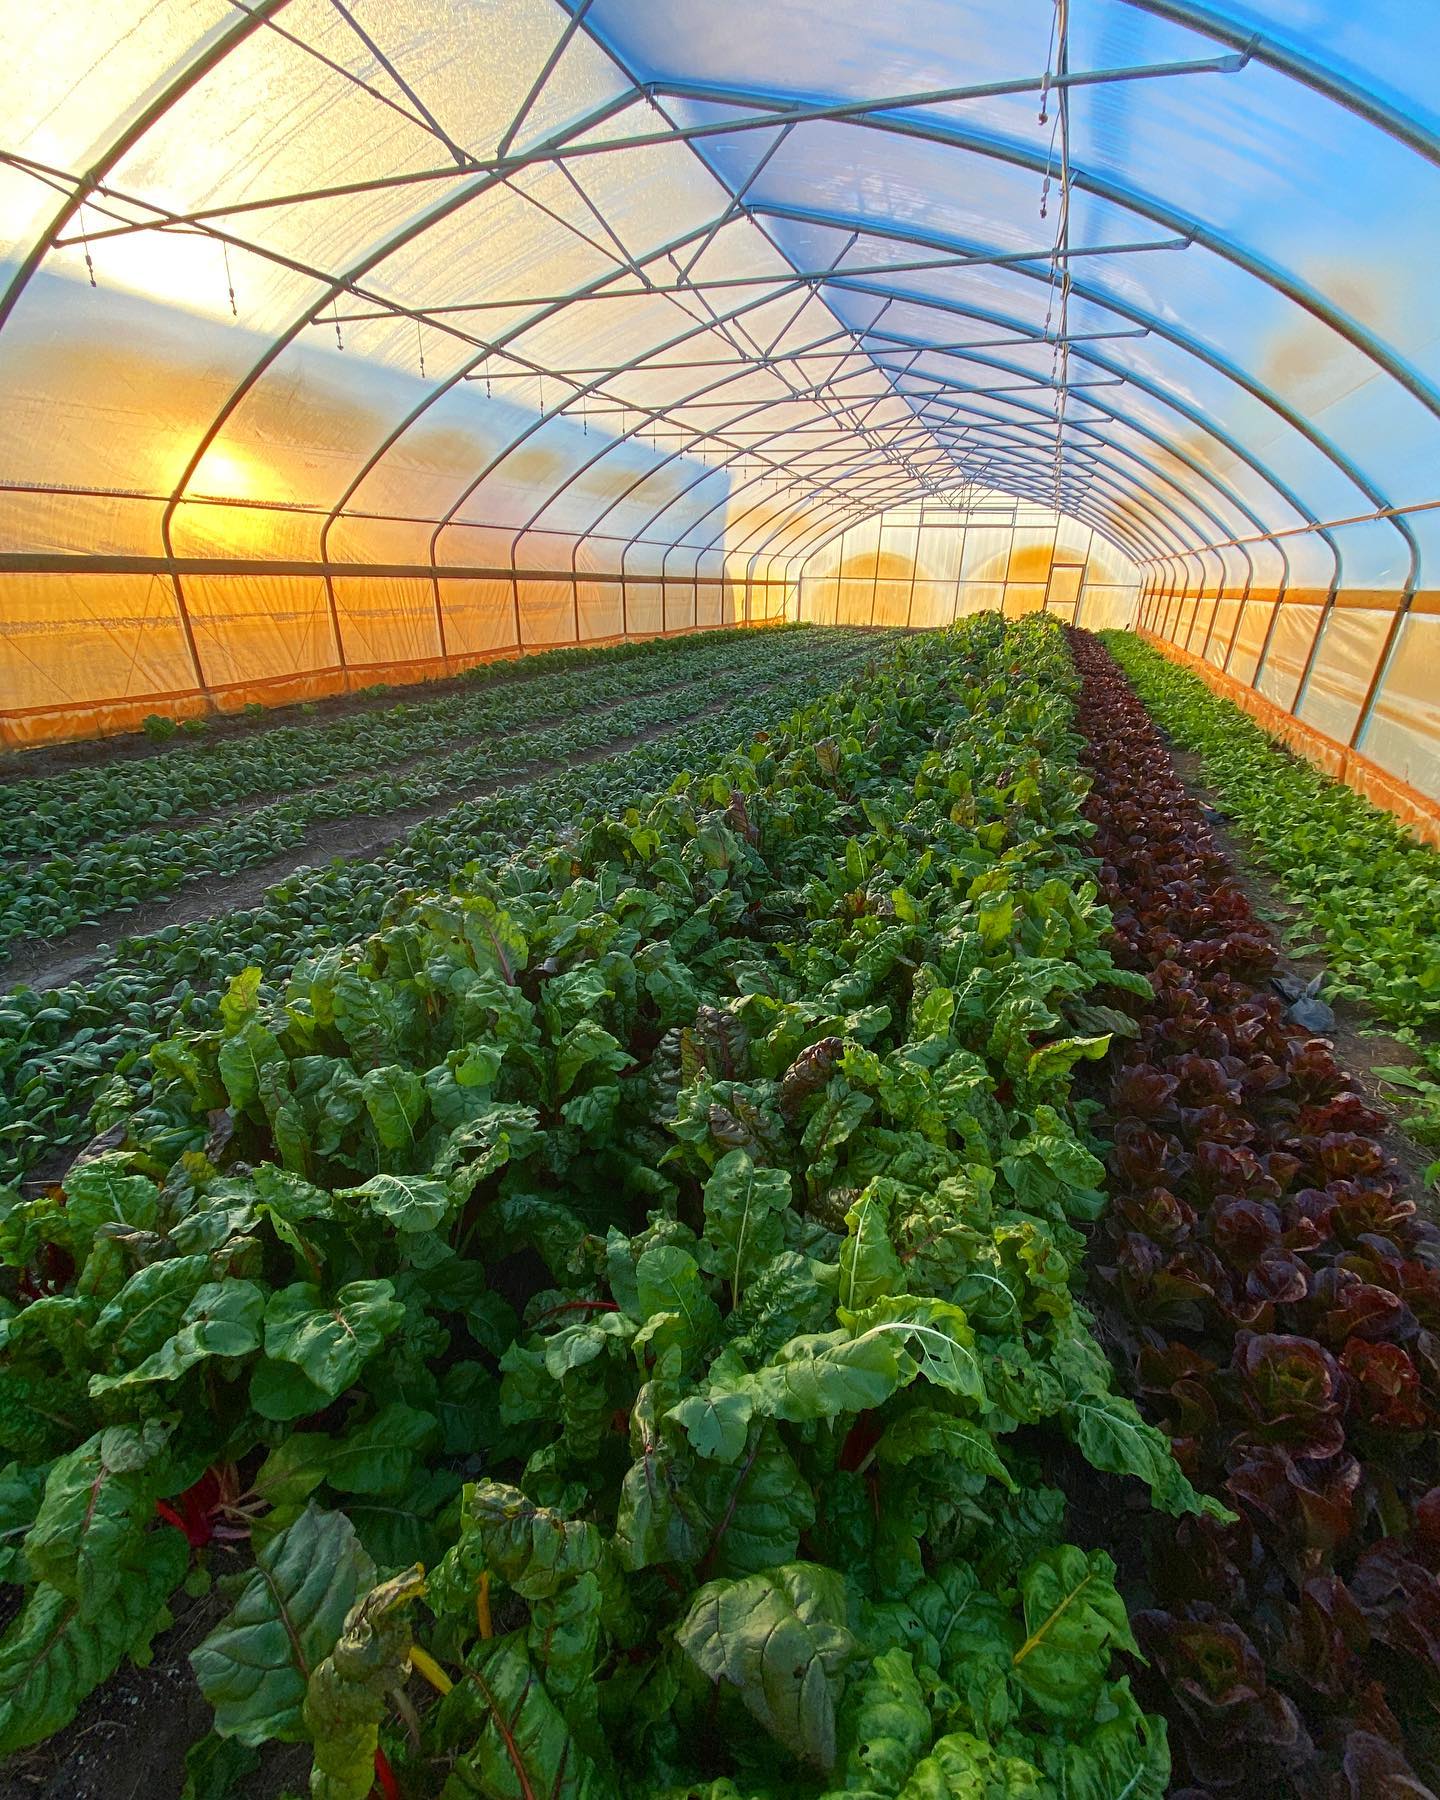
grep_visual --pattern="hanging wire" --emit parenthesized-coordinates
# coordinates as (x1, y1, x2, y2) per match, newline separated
(222, 240, 237, 316)
(332, 296, 344, 351)
(79, 199, 97, 288)
(415, 317, 426, 379)
(1049, 0, 1073, 513)
(1038, 1, 1059, 124)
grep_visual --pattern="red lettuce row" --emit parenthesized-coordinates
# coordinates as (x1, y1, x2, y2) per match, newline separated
(1065, 629, 1440, 1800)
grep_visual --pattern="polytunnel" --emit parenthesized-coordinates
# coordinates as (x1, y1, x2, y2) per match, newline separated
(1, 0, 1437, 802)
(5, 8, 1440, 1799)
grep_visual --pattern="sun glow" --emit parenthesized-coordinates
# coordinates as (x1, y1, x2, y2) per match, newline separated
(191, 446, 257, 499)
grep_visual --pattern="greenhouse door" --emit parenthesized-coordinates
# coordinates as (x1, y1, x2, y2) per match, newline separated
(1045, 563, 1086, 622)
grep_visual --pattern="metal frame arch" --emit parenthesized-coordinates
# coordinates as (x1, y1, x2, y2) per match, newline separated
(0, 0, 293, 336)
(650, 77, 1440, 434)
(1116, 0, 1440, 167)
(750, 203, 1407, 571)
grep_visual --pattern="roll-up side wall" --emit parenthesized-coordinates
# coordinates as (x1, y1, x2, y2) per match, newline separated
(1137, 506, 1440, 831)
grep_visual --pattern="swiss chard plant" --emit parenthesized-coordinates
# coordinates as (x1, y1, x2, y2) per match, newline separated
(0, 627, 883, 1183)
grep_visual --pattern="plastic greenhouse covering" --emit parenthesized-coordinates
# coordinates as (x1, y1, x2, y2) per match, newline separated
(0, 0, 1437, 813)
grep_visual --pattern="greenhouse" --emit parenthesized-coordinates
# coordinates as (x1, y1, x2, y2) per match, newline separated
(0, 2, 1438, 1796)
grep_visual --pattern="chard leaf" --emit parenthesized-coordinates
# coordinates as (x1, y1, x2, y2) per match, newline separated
(261, 1279, 404, 1400)
(437, 1636, 614, 1800)
(1024, 1034, 1112, 1080)
(833, 1646, 930, 1795)
(0, 1459, 47, 1584)
(86, 1255, 211, 1365)
(319, 1402, 438, 1495)
(22, 1423, 172, 1612)
(527, 1568, 603, 1718)
(691, 1423, 815, 1578)
(461, 896, 529, 985)
(896, 1731, 1047, 1799)
(1010, 1545, 1136, 1720)
(217, 1018, 286, 1112)
(873, 1408, 1017, 1491)
(1066, 1390, 1235, 1521)
(191, 1503, 375, 1745)
(838, 1181, 903, 1315)
(0, 1527, 187, 1753)
(337, 1171, 451, 1234)
(676, 1563, 855, 1771)
(88, 1279, 265, 1395)
(1036, 1678, 1170, 1800)
(361, 1065, 427, 1151)
(302, 1565, 425, 1800)
(701, 1150, 792, 1306)
(462, 1480, 609, 1600)
(635, 1244, 720, 1359)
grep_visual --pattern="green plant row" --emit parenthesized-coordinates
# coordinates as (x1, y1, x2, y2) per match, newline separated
(1100, 632, 1440, 1144)
(0, 634, 885, 1182)
(0, 627, 802, 858)
(0, 631, 865, 962)
(0, 616, 1220, 1798)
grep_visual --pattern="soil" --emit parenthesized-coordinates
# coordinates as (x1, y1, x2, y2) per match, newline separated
(1169, 745, 1438, 1201)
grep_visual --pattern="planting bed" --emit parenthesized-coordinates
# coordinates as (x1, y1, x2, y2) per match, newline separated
(1101, 634, 1440, 1152)
(0, 618, 1436, 1800)
(0, 618, 1217, 1799)
(0, 628, 884, 1184)
(0, 630, 842, 962)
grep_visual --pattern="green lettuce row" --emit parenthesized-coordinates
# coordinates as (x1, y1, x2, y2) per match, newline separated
(0, 632, 882, 1181)
(0, 616, 1221, 1795)
(0, 629, 873, 959)
(1102, 631, 1440, 1146)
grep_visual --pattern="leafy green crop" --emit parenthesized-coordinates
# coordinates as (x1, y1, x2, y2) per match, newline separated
(0, 618, 1214, 1794)
(1103, 632, 1440, 1150)
(0, 628, 870, 961)
(0, 629, 881, 1180)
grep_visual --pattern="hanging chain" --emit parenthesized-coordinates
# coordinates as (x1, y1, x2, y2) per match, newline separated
(222, 240, 237, 316)
(332, 296, 344, 351)
(415, 318, 425, 379)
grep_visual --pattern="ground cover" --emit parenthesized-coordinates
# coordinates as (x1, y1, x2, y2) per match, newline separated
(0, 631, 834, 962)
(0, 629, 773, 847)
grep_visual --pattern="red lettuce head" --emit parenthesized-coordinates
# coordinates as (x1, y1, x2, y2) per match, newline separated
(1234, 1331, 1347, 1456)
(1340, 1339, 1427, 1435)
